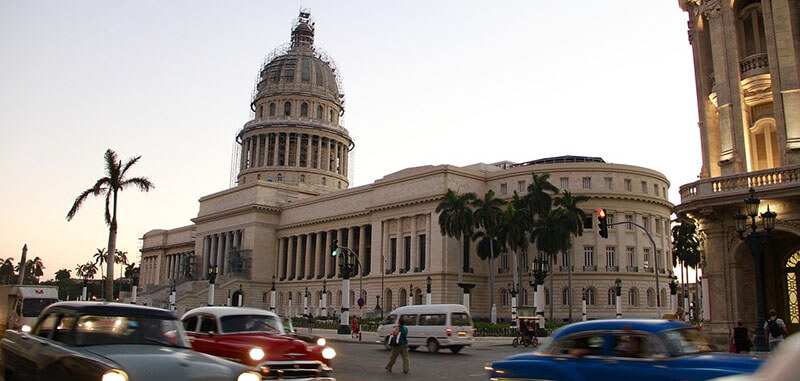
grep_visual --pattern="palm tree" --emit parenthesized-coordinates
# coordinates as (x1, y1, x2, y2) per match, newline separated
(66, 149, 154, 300)
(554, 190, 589, 321)
(93, 248, 106, 284)
(502, 196, 532, 322)
(124, 262, 136, 279)
(115, 249, 129, 280)
(25, 257, 45, 284)
(525, 173, 560, 216)
(671, 221, 701, 316)
(55, 268, 71, 281)
(531, 207, 572, 322)
(435, 189, 477, 303)
(472, 189, 507, 322)
(0, 258, 14, 284)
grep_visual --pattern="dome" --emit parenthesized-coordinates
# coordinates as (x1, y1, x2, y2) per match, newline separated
(250, 12, 344, 113)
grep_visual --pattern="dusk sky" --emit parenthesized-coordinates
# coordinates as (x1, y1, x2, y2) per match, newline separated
(0, 1, 699, 281)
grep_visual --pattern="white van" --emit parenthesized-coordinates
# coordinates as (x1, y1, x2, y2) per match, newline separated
(377, 304, 474, 353)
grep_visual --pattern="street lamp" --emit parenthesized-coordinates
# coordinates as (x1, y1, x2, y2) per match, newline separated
(529, 257, 548, 328)
(581, 287, 587, 321)
(615, 278, 622, 319)
(508, 283, 519, 327)
(408, 284, 413, 306)
(207, 265, 218, 306)
(269, 276, 276, 312)
(426, 275, 432, 305)
(131, 267, 140, 304)
(169, 280, 177, 315)
(322, 278, 328, 317)
(304, 287, 309, 316)
(733, 188, 777, 352)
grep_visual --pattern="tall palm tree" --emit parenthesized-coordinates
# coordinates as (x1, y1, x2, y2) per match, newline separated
(115, 250, 129, 280)
(554, 190, 589, 321)
(25, 257, 45, 284)
(502, 196, 532, 322)
(55, 268, 71, 281)
(526, 173, 560, 216)
(531, 207, 572, 322)
(436, 189, 477, 292)
(472, 190, 506, 322)
(67, 149, 154, 300)
(671, 221, 700, 316)
(93, 248, 106, 285)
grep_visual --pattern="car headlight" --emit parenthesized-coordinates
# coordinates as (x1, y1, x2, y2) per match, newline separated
(316, 337, 326, 346)
(20, 325, 31, 333)
(321, 347, 336, 360)
(236, 371, 261, 381)
(248, 347, 265, 361)
(102, 369, 129, 381)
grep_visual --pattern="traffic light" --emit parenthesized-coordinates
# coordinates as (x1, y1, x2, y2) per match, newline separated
(597, 209, 608, 238)
(330, 239, 338, 256)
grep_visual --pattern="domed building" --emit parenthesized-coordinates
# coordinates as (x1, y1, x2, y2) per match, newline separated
(137, 12, 675, 324)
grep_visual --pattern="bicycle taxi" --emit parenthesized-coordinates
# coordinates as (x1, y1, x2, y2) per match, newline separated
(512, 316, 540, 348)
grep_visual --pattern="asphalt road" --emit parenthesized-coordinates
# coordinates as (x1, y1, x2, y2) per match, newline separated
(330, 342, 530, 381)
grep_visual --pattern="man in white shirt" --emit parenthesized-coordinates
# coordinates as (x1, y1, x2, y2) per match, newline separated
(764, 309, 788, 351)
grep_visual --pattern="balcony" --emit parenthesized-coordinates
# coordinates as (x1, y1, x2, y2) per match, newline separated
(644, 267, 654, 273)
(678, 164, 800, 206)
(606, 265, 619, 272)
(740, 53, 769, 78)
(626, 266, 638, 272)
(583, 265, 597, 272)
(498, 268, 510, 274)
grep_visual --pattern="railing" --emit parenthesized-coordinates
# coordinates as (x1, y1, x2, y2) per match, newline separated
(626, 266, 638, 272)
(583, 266, 597, 272)
(679, 164, 800, 203)
(606, 265, 619, 272)
(740, 53, 769, 77)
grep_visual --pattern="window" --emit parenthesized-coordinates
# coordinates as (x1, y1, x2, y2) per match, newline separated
(739, 4, 767, 57)
(584, 288, 596, 305)
(624, 179, 632, 191)
(284, 101, 292, 116)
(501, 289, 509, 306)
(183, 316, 198, 332)
(452, 312, 471, 326)
(381, 314, 397, 325)
(419, 314, 446, 326)
(277, 173, 283, 182)
(554, 334, 605, 357)
(662, 187, 666, 198)
(647, 288, 655, 307)
(605, 177, 613, 189)
(607, 214, 614, 229)
(330, 110, 335, 122)
(301, 58, 310, 83)
(400, 314, 418, 326)
(625, 215, 633, 230)
(418, 234, 427, 271)
(390, 238, 397, 272)
(501, 251, 509, 271)
(606, 246, 616, 267)
(259, 105, 264, 118)
(654, 184, 659, 196)
(628, 288, 638, 306)
(299, 174, 305, 183)
(582, 177, 591, 189)
(643, 248, 651, 266)
(34, 313, 59, 339)
(583, 215, 592, 229)
(317, 105, 323, 119)
(321, 177, 326, 185)
(626, 247, 635, 267)
(584, 246, 594, 267)
(199, 316, 218, 333)
(562, 288, 570, 305)
(562, 251, 571, 267)
(642, 216, 649, 231)
(269, 102, 276, 116)
(545, 288, 550, 306)
(518, 180, 525, 193)
(315, 61, 324, 85)
(560, 177, 569, 190)
(655, 218, 661, 234)
(500, 183, 507, 195)
(608, 288, 616, 305)
(300, 102, 309, 117)
(283, 59, 296, 82)
(641, 181, 648, 193)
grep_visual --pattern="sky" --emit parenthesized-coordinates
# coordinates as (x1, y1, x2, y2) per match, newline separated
(0, 1, 701, 281)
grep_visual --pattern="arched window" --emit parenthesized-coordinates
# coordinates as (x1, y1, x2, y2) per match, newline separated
(628, 288, 638, 306)
(501, 289, 508, 306)
(329, 110, 335, 123)
(647, 288, 655, 307)
(300, 102, 309, 117)
(414, 288, 422, 305)
(258, 105, 264, 118)
(562, 288, 570, 305)
(317, 105, 323, 119)
(299, 174, 305, 183)
(399, 288, 407, 307)
(661, 289, 668, 309)
(336, 290, 342, 307)
(349, 290, 355, 306)
(269, 102, 276, 116)
(384, 289, 393, 311)
(277, 173, 283, 182)
(738, 2, 767, 58)
(584, 288, 596, 306)
(749, 118, 779, 171)
(284, 101, 292, 116)
(608, 288, 616, 305)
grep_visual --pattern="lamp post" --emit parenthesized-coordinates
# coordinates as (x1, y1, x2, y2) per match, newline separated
(321, 278, 328, 317)
(334, 241, 360, 334)
(733, 187, 777, 352)
(380, 255, 386, 318)
(270, 276, 276, 312)
(529, 257, 548, 329)
(288, 292, 294, 317)
(581, 287, 587, 321)
(237, 284, 243, 307)
(408, 284, 413, 306)
(169, 280, 177, 315)
(207, 265, 217, 306)
(668, 274, 678, 314)
(304, 287, 309, 316)
(508, 283, 519, 328)
(226, 289, 231, 306)
(131, 267, 140, 304)
(615, 278, 622, 319)
(426, 275, 432, 305)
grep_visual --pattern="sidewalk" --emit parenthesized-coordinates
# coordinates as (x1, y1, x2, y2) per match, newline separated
(309, 328, 542, 348)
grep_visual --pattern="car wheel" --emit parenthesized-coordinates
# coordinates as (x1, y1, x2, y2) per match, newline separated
(512, 338, 519, 348)
(427, 338, 440, 353)
(384, 336, 391, 350)
(449, 345, 463, 354)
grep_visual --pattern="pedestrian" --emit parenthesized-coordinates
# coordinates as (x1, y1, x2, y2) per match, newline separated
(385, 316, 409, 374)
(351, 315, 360, 339)
(764, 309, 788, 351)
(307, 312, 314, 333)
(729, 319, 752, 354)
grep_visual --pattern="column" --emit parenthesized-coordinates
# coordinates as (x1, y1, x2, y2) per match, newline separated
(316, 231, 324, 277)
(288, 236, 297, 279)
(239, 139, 247, 171)
(305, 233, 313, 279)
(358, 225, 367, 276)
(209, 234, 218, 275)
(335, 142, 341, 174)
(316, 135, 322, 169)
(273, 133, 280, 167)
(306, 133, 313, 168)
(767, 0, 800, 151)
(216, 233, 226, 275)
(342, 144, 347, 177)
(327, 140, 333, 172)
(370, 220, 383, 276)
(410, 216, 417, 271)
(323, 231, 331, 278)
(225, 231, 233, 275)
(277, 237, 286, 279)
(397, 217, 403, 272)
(284, 133, 291, 167)
(296, 236, 305, 279)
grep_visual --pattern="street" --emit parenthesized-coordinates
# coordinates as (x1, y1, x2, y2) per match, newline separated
(330, 341, 528, 381)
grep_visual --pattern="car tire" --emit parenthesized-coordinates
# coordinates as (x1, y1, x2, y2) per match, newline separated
(450, 345, 463, 354)
(512, 338, 519, 348)
(427, 338, 440, 353)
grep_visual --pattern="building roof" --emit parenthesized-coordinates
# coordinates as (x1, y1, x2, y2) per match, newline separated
(510, 155, 606, 167)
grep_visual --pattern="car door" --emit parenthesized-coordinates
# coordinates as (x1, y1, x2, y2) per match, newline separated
(584, 332, 672, 381)
(547, 332, 611, 381)
(189, 315, 221, 356)
(3, 312, 63, 379)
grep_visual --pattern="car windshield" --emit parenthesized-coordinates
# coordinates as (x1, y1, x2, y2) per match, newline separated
(220, 314, 282, 334)
(659, 328, 714, 356)
(22, 298, 59, 318)
(74, 315, 190, 348)
(280, 317, 295, 333)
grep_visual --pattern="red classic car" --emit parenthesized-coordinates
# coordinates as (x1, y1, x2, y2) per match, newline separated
(181, 307, 335, 380)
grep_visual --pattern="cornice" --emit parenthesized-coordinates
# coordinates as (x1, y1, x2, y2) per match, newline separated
(277, 210, 372, 230)
(192, 204, 281, 224)
(141, 242, 195, 254)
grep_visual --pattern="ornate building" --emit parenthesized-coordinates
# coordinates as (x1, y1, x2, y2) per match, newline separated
(138, 12, 674, 322)
(676, 0, 800, 342)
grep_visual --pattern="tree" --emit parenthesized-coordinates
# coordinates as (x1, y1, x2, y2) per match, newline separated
(124, 262, 136, 279)
(67, 149, 154, 299)
(503, 194, 532, 305)
(25, 256, 45, 284)
(435, 189, 477, 298)
(525, 173, 560, 216)
(0, 258, 14, 284)
(671, 221, 701, 316)
(55, 268, 72, 281)
(93, 248, 107, 285)
(115, 250, 129, 280)
(531, 207, 572, 322)
(472, 189, 507, 322)
(554, 190, 589, 321)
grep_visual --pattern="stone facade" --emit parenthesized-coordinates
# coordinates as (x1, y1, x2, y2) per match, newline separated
(138, 12, 675, 322)
(677, 0, 800, 342)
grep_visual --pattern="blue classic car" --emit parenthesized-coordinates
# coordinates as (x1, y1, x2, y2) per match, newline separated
(0, 301, 261, 381)
(486, 319, 762, 381)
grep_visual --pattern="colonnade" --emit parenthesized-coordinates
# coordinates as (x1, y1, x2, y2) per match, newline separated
(278, 225, 370, 281)
(201, 230, 244, 279)
(240, 131, 348, 177)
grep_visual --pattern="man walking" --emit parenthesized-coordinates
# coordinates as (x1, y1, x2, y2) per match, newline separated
(764, 309, 788, 351)
(385, 317, 410, 374)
